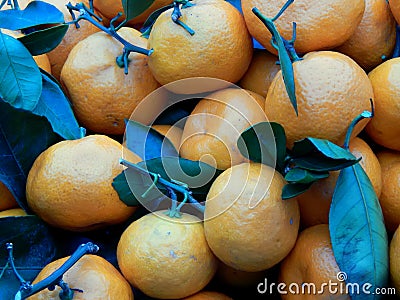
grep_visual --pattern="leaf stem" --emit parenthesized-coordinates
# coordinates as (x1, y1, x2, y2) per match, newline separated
(66, 2, 153, 74)
(15, 242, 99, 299)
(171, 0, 195, 35)
(119, 159, 205, 215)
(343, 99, 374, 150)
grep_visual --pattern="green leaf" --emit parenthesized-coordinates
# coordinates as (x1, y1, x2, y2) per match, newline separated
(284, 168, 328, 184)
(140, 3, 174, 38)
(125, 120, 178, 160)
(329, 163, 388, 299)
(0, 0, 64, 30)
(0, 216, 57, 300)
(291, 137, 360, 172)
(0, 31, 42, 111)
(18, 24, 68, 56)
(32, 70, 85, 140)
(0, 101, 61, 210)
(237, 122, 285, 171)
(282, 182, 313, 199)
(122, 0, 155, 22)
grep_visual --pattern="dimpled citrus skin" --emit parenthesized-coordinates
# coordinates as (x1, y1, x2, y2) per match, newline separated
(265, 51, 373, 148)
(0, 181, 17, 211)
(204, 163, 300, 272)
(117, 211, 218, 299)
(26, 135, 136, 231)
(279, 224, 350, 300)
(148, 0, 253, 88)
(366, 58, 400, 151)
(389, 0, 400, 24)
(28, 255, 134, 300)
(61, 27, 159, 135)
(242, 0, 364, 54)
(183, 291, 233, 300)
(180, 88, 266, 170)
(390, 225, 400, 294)
(336, 0, 396, 72)
(297, 137, 383, 228)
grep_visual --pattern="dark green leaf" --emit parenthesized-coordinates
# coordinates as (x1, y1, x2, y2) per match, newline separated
(122, 0, 155, 22)
(125, 120, 178, 160)
(284, 168, 328, 184)
(237, 122, 285, 171)
(140, 3, 173, 38)
(329, 163, 388, 299)
(0, 0, 64, 30)
(0, 216, 57, 300)
(32, 70, 84, 140)
(282, 182, 312, 199)
(18, 24, 68, 55)
(291, 137, 359, 172)
(0, 101, 61, 210)
(0, 32, 42, 111)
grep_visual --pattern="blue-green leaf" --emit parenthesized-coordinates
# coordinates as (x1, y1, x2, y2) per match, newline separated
(329, 163, 389, 299)
(122, 0, 155, 22)
(32, 70, 84, 140)
(0, 216, 57, 300)
(140, 3, 173, 38)
(284, 168, 328, 184)
(0, 31, 42, 111)
(282, 182, 312, 199)
(18, 24, 68, 55)
(0, 0, 64, 30)
(125, 120, 178, 160)
(291, 137, 360, 172)
(0, 101, 61, 210)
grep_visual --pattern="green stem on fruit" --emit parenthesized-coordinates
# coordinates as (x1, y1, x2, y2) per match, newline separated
(14, 242, 99, 299)
(66, 1, 153, 74)
(343, 99, 374, 150)
(171, 0, 195, 35)
(119, 159, 205, 216)
(252, 0, 299, 115)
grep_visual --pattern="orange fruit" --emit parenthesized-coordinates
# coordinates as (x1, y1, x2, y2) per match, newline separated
(26, 135, 136, 231)
(183, 291, 233, 300)
(216, 261, 267, 289)
(0, 208, 27, 218)
(365, 57, 400, 151)
(298, 137, 382, 228)
(94, 0, 172, 25)
(117, 211, 218, 299)
(204, 162, 300, 272)
(152, 124, 183, 151)
(389, 0, 400, 24)
(265, 51, 374, 148)
(390, 225, 400, 294)
(279, 224, 349, 300)
(376, 150, 400, 232)
(148, 0, 253, 92)
(0, 181, 17, 211)
(238, 50, 280, 98)
(33, 54, 52, 74)
(28, 254, 133, 300)
(336, 0, 396, 72)
(180, 88, 266, 170)
(61, 27, 159, 135)
(241, 0, 364, 54)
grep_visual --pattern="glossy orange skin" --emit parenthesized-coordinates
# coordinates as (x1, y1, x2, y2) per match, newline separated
(239, 50, 280, 98)
(26, 135, 136, 231)
(265, 51, 373, 148)
(33, 54, 52, 73)
(242, 0, 364, 54)
(117, 211, 218, 299)
(366, 58, 400, 151)
(180, 88, 266, 170)
(204, 163, 300, 272)
(298, 137, 382, 228)
(336, 0, 396, 72)
(279, 224, 350, 300)
(389, 0, 400, 24)
(390, 225, 400, 295)
(0, 181, 17, 211)
(28, 255, 134, 300)
(148, 0, 253, 91)
(61, 27, 159, 135)
(183, 291, 233, 300)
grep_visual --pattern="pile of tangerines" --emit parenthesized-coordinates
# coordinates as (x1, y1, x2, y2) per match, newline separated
(1, 0, 400, 299)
